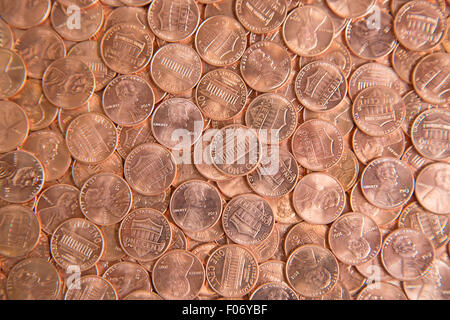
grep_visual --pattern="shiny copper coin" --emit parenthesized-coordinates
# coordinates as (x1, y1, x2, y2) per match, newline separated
(119, 208, 172, 261)
(116, 121, 157, 159)
(411, 108, 450, 161)
(99, 224, 126, 262)
(415, 162, 450, 215)
(6, 258, 60, 300)
(323, 148, 359, 191)
(184, 218, 225, 243)
(240, 41, 291, 92)
(65, 113, 118, 164)
(103, 261, 151, 299)
(51, 218, 104, 272)
(206, 244, 259, 297)
(248, 224, 279, 263)
(0, 18, 13, 49)
(72, 153, 123, 188)
(0, 0, 50, 29)
(392, 46, 426, 84)
(204, 0, 237, 19)
(338, 262, 366, 294)
(0, 48, 27, 99)
(401, 146, 435, 178)
(381, 228, 435, 281)
(148, 0, 200, 42)
(293, 172, 345, 225)
(250, 281, 298, 300)
(0, 101, 29, 154)
(291, 119, 344, 171)
(222, 193, 274, 245)
(286, 244, 339, 297)
(100, 23, 153, 75)
(311, 0, 350, 37)
(284, 222, 328, 256)
(394, 1, 447, 52)
(216, 176, 253, 198)
(391, 0, 446, 14)
(104, 6, 151, 31)
(401, 91, 439, 137)
(58, 0, 100, 9)
(152, 249, 205, 300)
(36, 184, 83, 234)
(0, 150, 45, 203)
(65, 275, 117, 300)
(123, 291, 162, 300)
(102, 75, 154, 127)
(357, 282, 407, 300)
(257, 260, 287, 287)
(325, 0, 375, 19)
(235, 0, 287, 34)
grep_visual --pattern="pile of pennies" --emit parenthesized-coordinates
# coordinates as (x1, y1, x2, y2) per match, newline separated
(0, 0, 449, 300)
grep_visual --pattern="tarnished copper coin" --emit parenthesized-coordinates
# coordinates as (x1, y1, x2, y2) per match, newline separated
(6, 258, 60, 300)
(326, 0, 375, 19)
(72, 153, 123, 189)
(102, 261, 151, 299)
(361, 157, 414, 209)
(0, 48, 27, 99)
(100, 23, 153, 75)
(392, 46, 426, 84)
(411, 108, 450, 161)
(51, 218, 104, 272)
(152, 249, 205, 300)
(394, 0, 447, 52)
(65, 113, 118, 164)
(415, 162, 450, 215)
(235, 0, 287, 34)
(0, 101, 29, 154)
(291, 119, 344, 171)
(0, 0, 51, 29)
(286, 244, 339, 297)
(119, 208, 172, 261)
(102, 75, 154, 127)
(381, 228, 435, 281)
(0, 18, 13, 49)
(0, 150, 45, 203)
(36, 184, 83, 234)
(357, 282, 407, 300)
(206, 244, 259, 297)
(240, 41, 291, 92)
(250, 281, 298, 300)
(293, 172, 345, 225)
(65, 275, 117, 300)
(284, 222, 328, 256)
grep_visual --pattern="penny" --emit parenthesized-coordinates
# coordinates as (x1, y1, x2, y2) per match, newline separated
(250, 281, 298, 300)
(0, 48, 27, 99)
(6, 258, 60, 300)
(391, 0, 446, 14)
(357, 282, 407, 300)
(195, 15, 247, 67)
(0, 101, 29, 154)
(65, 275, 117, 300)
(173, 161, 207, 187)
(206, 244, 259, 297)
(323, 148, 359, 191)
(184, 218, 225, 243)
(401, 146, 435, 178)
(381, 228, 435, 281)
(102, 75, 154, 127)
(100, 23, 153, 75)
(325, 0, 375, 19)
(293, 172, 345, 225)
(269, 194, 302, 224)
(0, 151, 45, 203)
(116, 122, 157, 159)
(286, 244, 339, 297)
(235, 0, 287, 34)
(148, 0, 200, 42)
(0, 0, 51, 29)
(152, 249, 205, 300)
(216, 176, 253, 198)
(121, 0, 152, 5)
(338, 262, 366, 294)
(392, 46, 426, 84)
(58, 0, 100, 9)
(291, 119, 344, 171)
(0, 18, 13, 49)
(394, 1, 447, 52)
(65, 113, 118, 164)
(204, 0, 237, 19)
(99, 224, 126, 262)
(102, 261, 151, 299)
(222, 193, 274, 245)
(36, 184, 83, 234)
(401, 91, 439, 137)
(310, 0, 350, 37)
(168, 222, 188, 251)
(302, 280, 351, 300)
(411, 108, 450, 161)
(240, 41, 291, 92)
(284, 222, 328, 256)
(248, 224, 279, 263)
(72, 152, 123, 188)
(123, 291, 162, 300)
(119, 208, 172, 261)
(104, 6, 151, 31)
(415, 162, 450, 215)
(257, 260, 287, 287)
(150, 43, 203, 94)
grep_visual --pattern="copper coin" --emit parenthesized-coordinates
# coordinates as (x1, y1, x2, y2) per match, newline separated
(168, 222, 188, 251)
(0, 48, 27, 99)
(248, 224, 279, 263)
(391, 0, 446, 13)
(257, 260, 287, 287)
(415, 162, 450, 215)
(36, 184, 83, 234)
(100, 23, 153, 75)
(58, 0, 100, 9)
(150, 43, 203, 94)
(411, 108, 450, 161)
(394, 1, 447, 52)
(22, 130, 72, 182)
(99, 224, 126, 262)
(401, 146, 435, 178)
(151, 98, 203, 150)
(206, 244, 259, 297)
(282, 6, 334, 57)
(381, 228, 435, 281)
(293, 172, 345, 225)
(102, 261, 151, 299)
(338, 262, 366, 294)
(119, 208, 172, 261)
(392, 46, 426, 84)
(121, 0, 152, 5)
(104, 6, 151, 31)
(401, 91, 439, 137)
(204, 0, 237, 19)
(194, 15, 247, 67)
(286, 244, 339, 297)
(123, 291, 162, 300)
(152, 249, 205, 300)
(0, 150, 45, 203)
(102, 75, 154, 126)
(284, 222, 328, 256)
(65, 275, 117, 300)
(323, 148, 359, 192)
(184, 218, 225, 243)
(0, 0, 50, 29)
(65, 112, 118, 164)
(235, 0, 287, 34)
(116, 121, 157, 159)
(357, 282, 407, 300)
(222, 193, 274, 245)
(412, 52, 450, 104)
(147, 0, 200, 42)
(291, 119, 344, 171)
(80, 173, 132, 226)
(173, 161, 207, 187)
(325, 0, 375, 19)
(14, 27, 66, 80)
(216, 176, 253, 198)
(6, 258, 60, 300)
(250, 281, 298, 300)
(240, 40, 291, 92)
(195, 69, 247, 121)
(0, 101, 29, 154)
(51, 218, 104, 271)
(0, 18, 13, 49)
(245, 93, 298, 144)
(310, 0, 350, 37)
